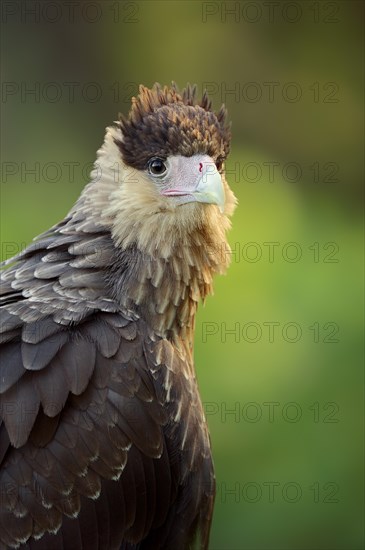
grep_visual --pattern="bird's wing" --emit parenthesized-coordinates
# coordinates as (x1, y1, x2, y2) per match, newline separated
(0, 236, 214, 549)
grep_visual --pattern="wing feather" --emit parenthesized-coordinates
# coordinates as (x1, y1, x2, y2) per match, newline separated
(1, 375, 40, 447)
(56, 341, 96, 395)
(0, 342, 24, 393)
(1, 228, 215, 549)
(21, 332, 68, 371)
(34, 361, 70, 417)
(78, 497, 99, 550)
(22, 317, 65, 344)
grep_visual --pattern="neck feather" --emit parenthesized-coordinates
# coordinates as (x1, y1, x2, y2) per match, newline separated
(66, 126, 235, 338)
(105, 219, 231, 339)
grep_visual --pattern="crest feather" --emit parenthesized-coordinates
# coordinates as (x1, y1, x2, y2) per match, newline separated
(119, 82, 228, 128)
(116, 82, 231, 170)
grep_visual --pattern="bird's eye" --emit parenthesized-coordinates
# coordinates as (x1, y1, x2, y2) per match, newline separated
(148, 158, 167, 177)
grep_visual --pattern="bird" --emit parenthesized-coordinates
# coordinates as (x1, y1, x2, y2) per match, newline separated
(0, 82, 237, 549)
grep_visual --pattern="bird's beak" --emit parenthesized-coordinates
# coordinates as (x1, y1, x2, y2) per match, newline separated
(161, 155, 225, 212)
(192, 163, 225, 212)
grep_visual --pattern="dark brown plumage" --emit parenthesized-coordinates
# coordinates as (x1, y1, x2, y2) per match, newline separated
(117, 83, 231, 170)
(0, 83, 236, 549)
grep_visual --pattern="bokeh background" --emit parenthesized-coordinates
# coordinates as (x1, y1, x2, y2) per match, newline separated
(1, 1, 363, 549)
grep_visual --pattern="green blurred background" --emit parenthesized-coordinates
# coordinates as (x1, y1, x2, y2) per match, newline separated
(1, 1, 363, 548)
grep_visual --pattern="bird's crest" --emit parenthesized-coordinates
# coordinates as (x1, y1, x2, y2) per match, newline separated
(120, 82, 228, 128)
(117, 82, 231, 170)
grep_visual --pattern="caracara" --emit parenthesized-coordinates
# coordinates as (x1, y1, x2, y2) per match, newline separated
(0, 83, 236, 549)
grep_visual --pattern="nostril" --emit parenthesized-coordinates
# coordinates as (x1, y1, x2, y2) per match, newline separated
(199, 162, 203, 173)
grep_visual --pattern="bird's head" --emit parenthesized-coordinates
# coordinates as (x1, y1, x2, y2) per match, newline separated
(91, 82, 237, 259)
(117, 82, 231, 212)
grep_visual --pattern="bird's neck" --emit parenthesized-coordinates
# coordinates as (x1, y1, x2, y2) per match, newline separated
(107, 227, 231, 341)
(93, 164, 233, 339)
(64, 132, 234, 339)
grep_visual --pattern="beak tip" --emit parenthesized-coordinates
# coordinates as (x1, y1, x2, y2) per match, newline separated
(193, 168, 225, 210)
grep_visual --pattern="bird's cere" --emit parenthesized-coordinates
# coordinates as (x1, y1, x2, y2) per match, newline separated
(0, 82, 236, 550)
